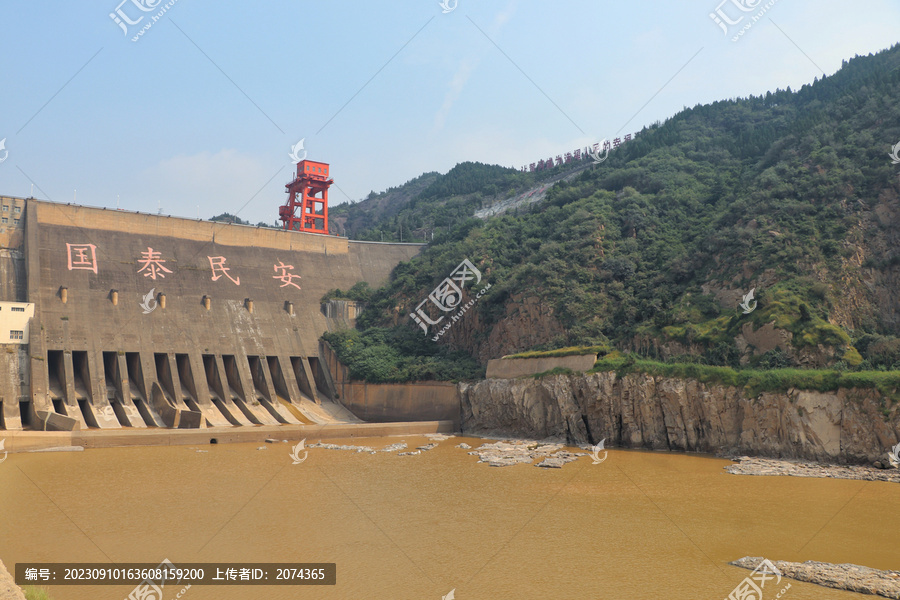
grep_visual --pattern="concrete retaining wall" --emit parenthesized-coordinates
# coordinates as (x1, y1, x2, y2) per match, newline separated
(485, 354, 597, 379)
(321, 342, 460, 425)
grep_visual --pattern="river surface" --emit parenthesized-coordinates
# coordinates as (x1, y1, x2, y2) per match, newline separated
(1, 435, 898, 600)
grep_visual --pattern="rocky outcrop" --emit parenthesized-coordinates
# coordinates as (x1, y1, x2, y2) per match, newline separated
(459, 372, 900, 463)
(731, 557, 900, 599)
(308, 442, 376, 453)
(725, 457, 900, 482)
(0, 560, 26, 600)
(443, 293, 567, 364)
(464, 440, 586, 467)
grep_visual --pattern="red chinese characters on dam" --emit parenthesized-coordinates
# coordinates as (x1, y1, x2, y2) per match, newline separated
(63, 244, 303, 292)
(272, 261, 301, 290)
(137, 247, 173, 280)
(66, 243, 98, 273)
(207, 256, 241, 285)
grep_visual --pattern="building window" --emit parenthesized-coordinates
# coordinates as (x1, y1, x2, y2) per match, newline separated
(11, 306, 25, 312)
(10, 330, 24, 340)
(13, 219, 19, 225)
(1, 205, 7, 211)
(1, 217, 7, 224)
(14, 206, 21, 213)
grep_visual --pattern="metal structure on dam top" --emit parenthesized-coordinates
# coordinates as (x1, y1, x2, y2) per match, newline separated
(280, 160, 332, 235)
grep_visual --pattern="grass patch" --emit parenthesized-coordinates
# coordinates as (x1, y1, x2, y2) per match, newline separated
(505, 344, 611, 359)
(24, 587, 52, 600)
(589, 355, 900, 401)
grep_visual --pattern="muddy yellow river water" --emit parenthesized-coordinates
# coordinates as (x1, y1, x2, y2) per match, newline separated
(1, 435, 897, 600)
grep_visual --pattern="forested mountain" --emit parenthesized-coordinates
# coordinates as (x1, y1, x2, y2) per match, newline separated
(324, 44, 900, 382)
(330, 159, 594, 241)
(328, 172, 439, 239)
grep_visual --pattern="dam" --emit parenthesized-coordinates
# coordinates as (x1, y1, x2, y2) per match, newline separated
(0, 194, 432, 437)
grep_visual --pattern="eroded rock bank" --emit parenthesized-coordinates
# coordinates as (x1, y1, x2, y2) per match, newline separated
(726, 457, 900, 482)
(0, 560, 25, 600)
(459, 372, 900, 464)
(731, 557, 900, 599)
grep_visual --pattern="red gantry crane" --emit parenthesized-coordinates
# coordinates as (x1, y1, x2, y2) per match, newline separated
(280, 159, 332, 234)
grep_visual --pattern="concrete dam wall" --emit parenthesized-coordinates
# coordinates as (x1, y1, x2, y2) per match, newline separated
(0, 197, 424, 432)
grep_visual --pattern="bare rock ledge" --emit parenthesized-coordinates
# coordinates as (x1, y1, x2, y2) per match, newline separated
(731, 557, 900, 599)
(0, 560, 26, 600)
(725, 457, 900, 483)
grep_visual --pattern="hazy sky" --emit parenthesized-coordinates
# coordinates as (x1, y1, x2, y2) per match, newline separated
(1, 1, 898, 225)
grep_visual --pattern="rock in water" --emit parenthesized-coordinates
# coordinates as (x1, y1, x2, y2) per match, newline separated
(535, 451, 583, 468)
(380, 442, 408, 452)
(468, 440, 574, 467)
(730, 557, 900, 599)
(726, 457, 900, 483)
(309, 442, 376, 453)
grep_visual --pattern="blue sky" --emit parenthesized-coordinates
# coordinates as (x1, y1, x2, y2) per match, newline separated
(1, 1, 898, 225)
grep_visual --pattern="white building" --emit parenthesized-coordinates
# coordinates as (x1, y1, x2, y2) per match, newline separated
(0, 302, 34, 344)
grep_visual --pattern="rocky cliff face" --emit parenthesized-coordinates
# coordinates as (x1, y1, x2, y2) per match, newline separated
(460, 372, 900, 464)
(440, 292, 566, 364)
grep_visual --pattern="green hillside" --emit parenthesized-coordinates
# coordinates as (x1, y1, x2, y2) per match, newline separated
(325, 44, 900, 382)
(330, 159, 594, 241)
